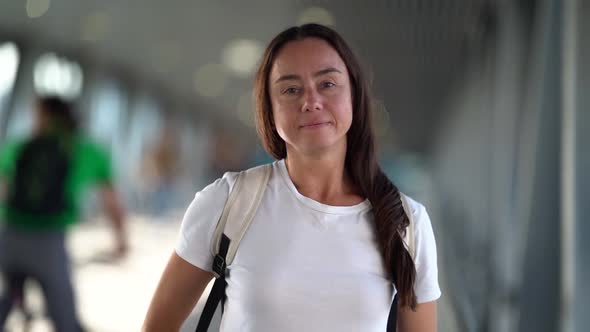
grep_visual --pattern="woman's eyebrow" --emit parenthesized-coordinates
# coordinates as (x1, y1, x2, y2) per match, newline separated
(274, 74, 300, 83)
(274, 67, 342, 84)
(313, 67, 342, 77)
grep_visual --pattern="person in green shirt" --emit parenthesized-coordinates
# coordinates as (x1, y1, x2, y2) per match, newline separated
(0, 96, 127, 332)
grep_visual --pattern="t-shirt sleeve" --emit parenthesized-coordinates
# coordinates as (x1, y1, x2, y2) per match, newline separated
(410, 199, 442, 303)
(92, 144, 113, 184)
(0, 142, 19, 178)
(175, 174, 234, 272)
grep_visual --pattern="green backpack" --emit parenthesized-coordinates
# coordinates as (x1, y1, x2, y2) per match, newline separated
(7, 136, 72, 215)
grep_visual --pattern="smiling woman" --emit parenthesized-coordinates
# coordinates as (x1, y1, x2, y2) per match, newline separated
(269, 38, 353, 157)
(144, 23, 441, 332)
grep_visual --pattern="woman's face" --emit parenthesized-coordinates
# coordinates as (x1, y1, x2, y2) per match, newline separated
(269, 37, 353, 158)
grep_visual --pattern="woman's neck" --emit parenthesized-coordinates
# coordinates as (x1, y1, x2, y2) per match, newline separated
(284, 150, 363, 206)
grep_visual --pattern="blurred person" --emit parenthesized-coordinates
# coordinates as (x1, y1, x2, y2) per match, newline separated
(144, 24, 440, 332)
(208, 129, 249, 179)
(141, 125, 181, 217)
(0, 96, 127, 332)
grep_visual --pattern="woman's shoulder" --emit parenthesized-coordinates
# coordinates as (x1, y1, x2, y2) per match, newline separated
(400, 193, 425, 213)
(200, 161, 276, 198)
(176, 162, 276, 267)
(399, 193, 431, 229)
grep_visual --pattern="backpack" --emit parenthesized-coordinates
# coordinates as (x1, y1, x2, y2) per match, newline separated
(195, 163, 416, 332)
(7, 135, 72, 215)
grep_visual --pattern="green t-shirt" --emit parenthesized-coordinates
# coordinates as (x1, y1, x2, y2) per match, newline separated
(0, 134, 113, 230)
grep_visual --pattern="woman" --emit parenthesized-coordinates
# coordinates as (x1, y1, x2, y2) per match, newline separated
(143, 23, 440, 331)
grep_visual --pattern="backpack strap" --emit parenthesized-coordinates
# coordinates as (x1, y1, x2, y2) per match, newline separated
(196, 164, 272, 332)
(400, 193, 416, 259)
(387, 192, 416, 332)
(209, 164, 272, 271)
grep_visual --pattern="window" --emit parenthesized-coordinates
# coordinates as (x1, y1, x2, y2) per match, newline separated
(88, 79, 125, 145)
(33, 52, 83, 99)
(0, 42, 20, 99)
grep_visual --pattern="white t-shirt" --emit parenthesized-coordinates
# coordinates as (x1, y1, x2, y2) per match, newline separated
(176, 159, 441, 332)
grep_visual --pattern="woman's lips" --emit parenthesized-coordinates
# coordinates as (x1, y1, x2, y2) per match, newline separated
(300, 122, 331, 129)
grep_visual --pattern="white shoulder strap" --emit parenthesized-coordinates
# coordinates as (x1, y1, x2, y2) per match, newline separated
(211, 164, 272, 267)
(399, 193, 416, 259)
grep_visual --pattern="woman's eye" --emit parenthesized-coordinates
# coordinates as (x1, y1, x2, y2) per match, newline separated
(283, 87, 299, 94)
(322, 81, 336, 88)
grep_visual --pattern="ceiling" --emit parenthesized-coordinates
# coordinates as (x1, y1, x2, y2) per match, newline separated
(0, 0, 496, 153)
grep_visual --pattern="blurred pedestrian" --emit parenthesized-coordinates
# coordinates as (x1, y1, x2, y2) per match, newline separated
(0, 95, 128, 332)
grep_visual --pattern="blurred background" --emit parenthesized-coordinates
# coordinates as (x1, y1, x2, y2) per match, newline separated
(0, 0, 587, 331)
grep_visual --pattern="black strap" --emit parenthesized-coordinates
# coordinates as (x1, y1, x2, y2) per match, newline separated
(387, 294, 399, 331)
(195, 234, 230, 332)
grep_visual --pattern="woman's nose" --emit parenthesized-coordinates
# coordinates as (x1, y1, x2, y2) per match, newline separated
(301, 88, 322, 112)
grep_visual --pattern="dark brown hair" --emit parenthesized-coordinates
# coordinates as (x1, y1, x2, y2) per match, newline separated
(36, 95, 79, 133)
(254, 23, 417, 309)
